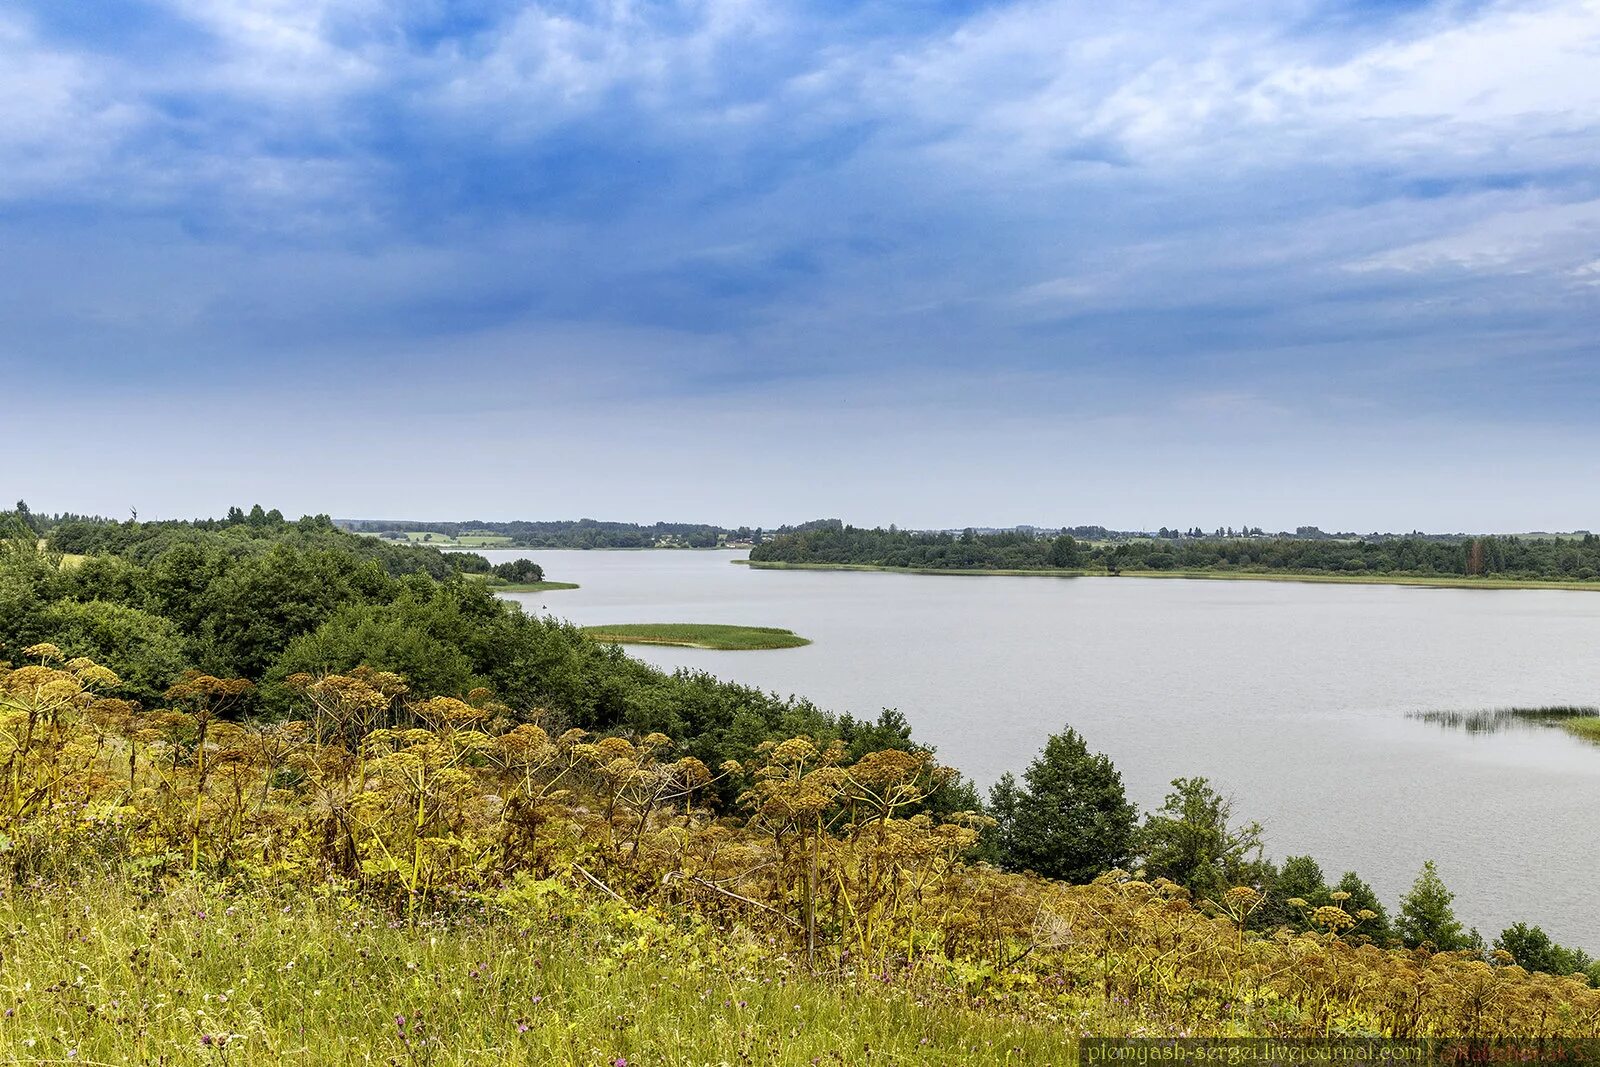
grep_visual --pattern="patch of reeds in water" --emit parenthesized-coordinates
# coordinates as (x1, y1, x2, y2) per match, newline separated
(1409, 705, 1600, 736)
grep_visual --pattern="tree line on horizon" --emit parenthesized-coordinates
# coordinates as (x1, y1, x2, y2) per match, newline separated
(750, 524, 1600, 580)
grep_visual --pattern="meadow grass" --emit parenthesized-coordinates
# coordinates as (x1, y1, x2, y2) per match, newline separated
(581, 623, 811, 650)
(741, 560, 1600, 591)
(398, 531, 517, 547)
(0, 880, 1080, 1066)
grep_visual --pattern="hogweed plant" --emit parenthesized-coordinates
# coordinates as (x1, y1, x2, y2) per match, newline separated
(0, 652, 1595, 1062)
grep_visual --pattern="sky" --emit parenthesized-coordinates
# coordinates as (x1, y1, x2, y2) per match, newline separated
(4, 0, 1599, 531)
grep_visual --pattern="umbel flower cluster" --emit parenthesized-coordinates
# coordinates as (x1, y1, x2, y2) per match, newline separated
(2, 645, 1597, 1041)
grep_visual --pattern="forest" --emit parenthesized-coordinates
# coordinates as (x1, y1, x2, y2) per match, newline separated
(337, 516, 853, 549)
(3, 503, 1598, 1062)
(345, 517, 744, 548)
(749, 525, 1600, 582)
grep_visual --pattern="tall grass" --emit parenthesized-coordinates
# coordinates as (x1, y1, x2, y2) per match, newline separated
(0, 880, 1079, 1066)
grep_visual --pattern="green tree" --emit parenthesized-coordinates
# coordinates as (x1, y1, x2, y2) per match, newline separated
(1137, 777, 1267, 898)
(988, 727, 1136, 883)
(492, 558, 545, 584)
(1397, 860, 1468, 950)
(267, 597, 481, 706)
(38, 600, 189, 705)
(1494, 923, 1594, 977)
(0, 520, 61, 654)
(1333, 871, 1394, 945)
(1263, 854, 1328, 929)
(1047, 534, 1081, 569)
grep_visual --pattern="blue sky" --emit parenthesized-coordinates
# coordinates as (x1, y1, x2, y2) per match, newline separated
(4, 0, 1599, 530)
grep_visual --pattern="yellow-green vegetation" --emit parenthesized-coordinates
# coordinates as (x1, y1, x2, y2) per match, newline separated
(34, 538, 86, 570)
(743, 559, 1600, 591)
(582, 623, 811, 650)
(1, 649, 1596, 1065)
(1562, 718, 1600, 745)
(476, 575, 581, 593)
(496, 580, 581, 593)
(0, 882, 1075, 1066)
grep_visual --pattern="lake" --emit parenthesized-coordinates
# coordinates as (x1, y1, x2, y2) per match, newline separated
(485, 548, 1600, 948)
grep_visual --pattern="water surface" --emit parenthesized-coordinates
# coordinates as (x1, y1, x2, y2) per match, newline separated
(487, 548, 1600, 947)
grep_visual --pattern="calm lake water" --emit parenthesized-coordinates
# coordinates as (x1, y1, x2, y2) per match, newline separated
(484, 548, 1600, 948)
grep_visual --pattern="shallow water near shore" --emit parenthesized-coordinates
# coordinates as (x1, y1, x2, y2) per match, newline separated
(488, 548, 1600, 948)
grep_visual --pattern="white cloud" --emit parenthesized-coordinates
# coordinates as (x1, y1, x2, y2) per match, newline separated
(427, 0, 785, 134)
(870, 0, 1600, 177)
(0, 14, 151, 199)
(152, 0, 389, 100)
(1349, 196, 1600, 275)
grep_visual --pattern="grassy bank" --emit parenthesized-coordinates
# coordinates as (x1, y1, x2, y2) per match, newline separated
(738, 560, 1088, 578)
(740, 559, 1600, 591)
(490, 579, 581, 593)
(1563, 717, 1600, 745)
(0, 880, 1076, 1066)
(581, 623, 811, 650)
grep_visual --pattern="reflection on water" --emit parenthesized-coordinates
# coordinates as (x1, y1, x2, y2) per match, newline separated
(1410, 706, 1600, 735)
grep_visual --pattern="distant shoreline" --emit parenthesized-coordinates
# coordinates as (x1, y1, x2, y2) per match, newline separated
(438, 544, 749, 553)
(738, 559, 1600, 591)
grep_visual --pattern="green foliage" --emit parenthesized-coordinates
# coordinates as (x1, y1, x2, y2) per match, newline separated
(1398, 860, 1469, 951)
(193, 545, 391, 677)
(37, 600, 188, 704)
(268, 596, 482, 704)
(987, 726, 1136, 882)
(1496, 922, 1596, 979)
(1, 510, 885, 778)
(1137, 777, 1268, 899)
(0, 522, 59, 652)
(1047, 533, 1082, 568)
(1262, 854, 1329, 930)
(492, 558, 545, 583)
(751, 525, 1600, 583)
(1333, 871, 1394, 945)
